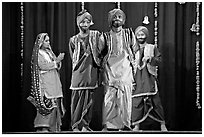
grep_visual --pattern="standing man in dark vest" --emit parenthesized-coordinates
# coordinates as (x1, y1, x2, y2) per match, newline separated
(69, 10, 101, 132)
(131, 26, 167, 131)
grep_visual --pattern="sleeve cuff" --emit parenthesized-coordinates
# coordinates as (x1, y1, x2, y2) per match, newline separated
(53, 61, 58, 68)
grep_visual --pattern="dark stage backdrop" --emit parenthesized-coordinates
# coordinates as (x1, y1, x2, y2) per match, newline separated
(2, 2, 202, 132)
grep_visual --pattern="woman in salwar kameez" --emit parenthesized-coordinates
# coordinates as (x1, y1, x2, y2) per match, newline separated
(27, 33, 65, 132)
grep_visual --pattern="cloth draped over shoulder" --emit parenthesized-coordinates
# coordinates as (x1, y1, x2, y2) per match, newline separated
(27, 33, 64, 116)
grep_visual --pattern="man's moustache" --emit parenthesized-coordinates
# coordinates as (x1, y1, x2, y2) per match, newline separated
(114, 20, 122, 22)
(80, 26, 88, 28)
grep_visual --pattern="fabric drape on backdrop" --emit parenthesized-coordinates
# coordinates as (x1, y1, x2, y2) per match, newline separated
(2, 2, 202, 132)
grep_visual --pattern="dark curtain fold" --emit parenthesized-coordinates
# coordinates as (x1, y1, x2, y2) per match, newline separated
(2, 2, 202, 132)
(2, 2, 22, 132)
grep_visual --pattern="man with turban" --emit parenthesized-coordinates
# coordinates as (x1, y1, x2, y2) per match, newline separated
(69, 10, 101, 131)
(99, 9, 136, 131)
(131, 26, 167, 131)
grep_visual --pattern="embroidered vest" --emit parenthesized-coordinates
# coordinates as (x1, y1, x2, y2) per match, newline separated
(70, 30, 101, 69)
(102, 28, 136, 67)
(135, 44, 158, 77)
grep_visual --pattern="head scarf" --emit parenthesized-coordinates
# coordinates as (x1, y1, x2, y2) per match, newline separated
(108, 8, 126, 27)
(27, 33, 55, 116)
(76, 10, 94, 27)
(135, 26, 149, 38)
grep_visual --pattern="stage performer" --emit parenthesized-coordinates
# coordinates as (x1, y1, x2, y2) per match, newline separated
(99, 8, 136, 131)
(27, 33, 65, 132)
(69, 10, 101, 131)
(131, 26, 167, 131)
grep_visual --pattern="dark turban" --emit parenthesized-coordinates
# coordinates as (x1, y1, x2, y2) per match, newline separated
(108, 8, 126, 27)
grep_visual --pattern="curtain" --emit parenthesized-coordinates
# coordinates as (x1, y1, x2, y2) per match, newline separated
(2, 2, 202, 132)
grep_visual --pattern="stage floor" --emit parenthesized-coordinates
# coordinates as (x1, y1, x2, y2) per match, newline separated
(3, 131, 202, 134)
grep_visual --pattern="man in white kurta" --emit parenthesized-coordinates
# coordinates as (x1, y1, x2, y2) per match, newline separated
(100, 9, 136, 131)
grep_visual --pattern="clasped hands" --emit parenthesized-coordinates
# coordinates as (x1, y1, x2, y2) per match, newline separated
(133, 56, 151, 70)
(142, 56, 150, 63)
(56, 53, 65, 63)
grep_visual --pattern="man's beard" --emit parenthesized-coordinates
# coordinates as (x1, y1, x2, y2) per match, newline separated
(112, 20, 123, 28)
(137, 38, 146, 44)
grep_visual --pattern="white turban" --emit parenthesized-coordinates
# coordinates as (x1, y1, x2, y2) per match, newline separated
(76, 10, 94, 27)
(135, 26, 149, 38)
(108, 8, 126, 27)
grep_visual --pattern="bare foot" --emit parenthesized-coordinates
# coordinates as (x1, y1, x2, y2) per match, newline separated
(102, 127, 108, 132)
(73, 128, 80, 132)
(102, 125, 108, 132)
(132, 124, 139, 131)
(161, 124, 168, 131)
(40, 127, 49, 133)
(82, 126, 92, 132)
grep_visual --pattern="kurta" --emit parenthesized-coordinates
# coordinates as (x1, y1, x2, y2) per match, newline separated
(34, 49, 64, 132)
(69, 30, 101, 130)
(69, 31, 101, 90)
(101, 28, 136, 129)
(38, 49, 63, 98)
(131, 43, 165, 126)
